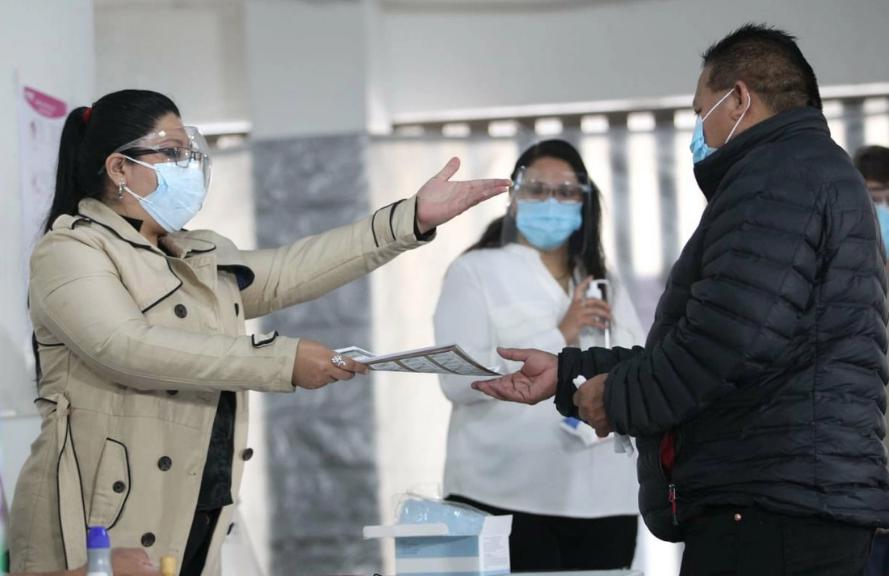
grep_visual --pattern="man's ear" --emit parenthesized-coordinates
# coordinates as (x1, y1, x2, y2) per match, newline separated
(730, 80, 753, 120)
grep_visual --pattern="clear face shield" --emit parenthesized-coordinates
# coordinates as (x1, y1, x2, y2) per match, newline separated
(500, 165, 595, 261)
(101, 125, 212, 189)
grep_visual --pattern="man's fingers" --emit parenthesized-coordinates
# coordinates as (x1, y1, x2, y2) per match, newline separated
(472, 380, 508, 401)
(497, 347, 532, 362)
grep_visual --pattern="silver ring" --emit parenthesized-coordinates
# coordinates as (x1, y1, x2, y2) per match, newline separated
(331, 354, 347, 369)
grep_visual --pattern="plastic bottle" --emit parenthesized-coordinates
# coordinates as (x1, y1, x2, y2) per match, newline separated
(86, 526, 112, 576)
(583, 280, 611, 348)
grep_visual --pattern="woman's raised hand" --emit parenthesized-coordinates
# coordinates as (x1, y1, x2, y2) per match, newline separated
(559, 277, 613, 344)
(415, 157, 512, 234)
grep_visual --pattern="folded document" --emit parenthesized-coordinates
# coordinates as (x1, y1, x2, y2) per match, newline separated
(336, 344, 501, 377)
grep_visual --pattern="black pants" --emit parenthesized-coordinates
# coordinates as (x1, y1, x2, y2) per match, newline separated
(180, 508, 222, 576)
(680, 506, 874, 576)
(866, 531, 889, 576)
(447, 495, 637, 571)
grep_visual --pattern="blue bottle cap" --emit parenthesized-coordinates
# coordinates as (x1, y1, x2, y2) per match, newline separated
(87, 526, 110, 549)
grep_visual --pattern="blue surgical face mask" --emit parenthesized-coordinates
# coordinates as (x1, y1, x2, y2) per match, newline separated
(690, 116, 718, 164)
(121, 158, 207, 233)
(689, 88, 750, 164)
(516, 198, 583, 251)
(876, 203, 889, 253)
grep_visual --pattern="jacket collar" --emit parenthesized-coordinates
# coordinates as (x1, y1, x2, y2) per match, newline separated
(693, 106, 831, 201)
(76, 198, 160, 252)
(74, 198, 216, 258)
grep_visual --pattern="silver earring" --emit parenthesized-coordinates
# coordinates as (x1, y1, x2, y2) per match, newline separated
(117, 181, 125, 200)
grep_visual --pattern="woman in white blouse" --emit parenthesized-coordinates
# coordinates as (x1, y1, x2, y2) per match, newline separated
(434, 139, 645, 570)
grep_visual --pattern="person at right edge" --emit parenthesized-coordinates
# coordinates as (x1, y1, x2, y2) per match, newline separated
(855, 144, 889, 576)
(472, 24, 889, 576)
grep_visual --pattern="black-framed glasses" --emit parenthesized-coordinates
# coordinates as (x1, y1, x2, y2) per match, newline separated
(123, 146, 208, 169)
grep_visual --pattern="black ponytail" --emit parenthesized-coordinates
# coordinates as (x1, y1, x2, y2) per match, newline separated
(48, 106, 92, 233)
(44, 89, 180, 233)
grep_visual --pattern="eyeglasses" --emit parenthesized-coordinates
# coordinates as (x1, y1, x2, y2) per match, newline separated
(99, 125, 212, 188)
(511, 166, 591, 205)
(122, 146, 208, 170)
(513, 181, 588, 204)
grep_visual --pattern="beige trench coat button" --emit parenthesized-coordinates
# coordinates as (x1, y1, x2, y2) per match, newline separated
(141, 533, 156, 547)
(174, 304, 188, 318)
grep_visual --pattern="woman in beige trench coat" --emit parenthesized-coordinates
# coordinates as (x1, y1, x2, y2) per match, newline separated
(8, 89, 509, 576)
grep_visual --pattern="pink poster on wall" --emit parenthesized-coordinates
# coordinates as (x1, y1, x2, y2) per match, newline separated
(18, 86, 68, 253)
(4, 85, 69, 417)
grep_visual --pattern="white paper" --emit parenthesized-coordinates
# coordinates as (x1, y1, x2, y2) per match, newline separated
(336, 344, 500, 377)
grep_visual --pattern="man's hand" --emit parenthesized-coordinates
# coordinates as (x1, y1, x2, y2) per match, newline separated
(471, 348, 558, 404)
(573, 373, 613, 437)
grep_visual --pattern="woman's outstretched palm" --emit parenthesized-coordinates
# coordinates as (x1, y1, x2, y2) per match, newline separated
(415, 157, 511, 234)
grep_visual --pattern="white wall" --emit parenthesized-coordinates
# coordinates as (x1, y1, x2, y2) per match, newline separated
(94, 0, 248, 127)
(0, 0, 95, 497)
(92, 0, 889, 131)
(245, 0, 368, 139)
(379, 0, 889, 121)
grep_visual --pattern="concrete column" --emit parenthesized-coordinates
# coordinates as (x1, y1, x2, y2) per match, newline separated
(245, 2, 379, 573)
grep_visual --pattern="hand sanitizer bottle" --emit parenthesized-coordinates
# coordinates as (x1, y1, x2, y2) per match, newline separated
(86, 527, 112, 576)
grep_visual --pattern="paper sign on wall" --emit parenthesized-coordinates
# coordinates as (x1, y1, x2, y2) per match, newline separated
(18, 85, 67, 253)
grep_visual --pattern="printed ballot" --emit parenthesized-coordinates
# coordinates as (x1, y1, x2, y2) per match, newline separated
(336, 344, 500, 377)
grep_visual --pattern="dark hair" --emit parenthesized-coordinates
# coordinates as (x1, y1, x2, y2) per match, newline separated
(702, 23, 822, 113)
(854, 145, 889, 183)
(46, 89, 180, 234)
(467, 139, 607, 279)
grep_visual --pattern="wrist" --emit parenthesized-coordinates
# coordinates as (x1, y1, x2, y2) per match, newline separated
(413, 197, 436, 239)
(559, 325, 578, 345)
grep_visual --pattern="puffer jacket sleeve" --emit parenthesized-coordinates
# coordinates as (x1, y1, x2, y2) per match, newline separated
(30, 230, 299, 394)
(603, 171, 824, 436)
(240, 196, 432, 319)
(556, 346, 644, 418)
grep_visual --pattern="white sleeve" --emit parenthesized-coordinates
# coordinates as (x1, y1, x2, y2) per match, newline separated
(434, 257, 498, 405)
(608, 273, 647, 348)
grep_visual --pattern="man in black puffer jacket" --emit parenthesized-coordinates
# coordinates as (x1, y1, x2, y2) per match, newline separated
(474, 24, 889, 575)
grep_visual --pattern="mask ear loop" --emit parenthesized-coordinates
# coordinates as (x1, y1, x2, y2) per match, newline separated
(701, 87, 736, 122)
